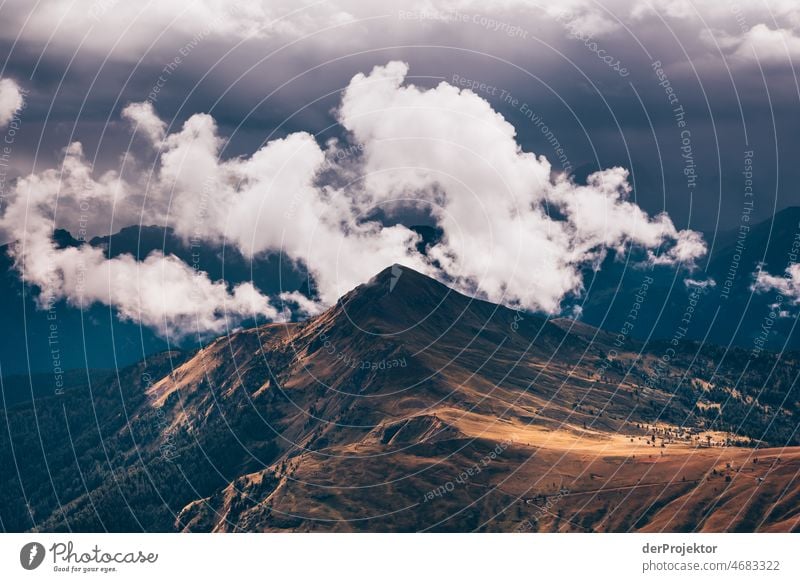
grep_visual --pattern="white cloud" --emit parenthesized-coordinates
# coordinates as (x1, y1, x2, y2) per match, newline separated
(151, 108, 430, 303)
(36, 244, 285, 338)
(337, 61, 705, 312)
(0, 142, 283, 340)
(702, 24, 800, 64)
(122, 101, 166, 145)
(752, 264, 800, 308)
(1, 60, 706, 338)
(733, 24, 800, 62)
(0, 78, 24, 127)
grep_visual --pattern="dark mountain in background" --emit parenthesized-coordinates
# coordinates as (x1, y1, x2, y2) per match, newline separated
(88, 225, 309, 294)
(2, 265, 798, 532)
(572, 205, 800, 352)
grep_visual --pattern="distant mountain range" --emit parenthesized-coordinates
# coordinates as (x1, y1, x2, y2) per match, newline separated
(2, 265, 798, 532)
(576, 205, 800, 354)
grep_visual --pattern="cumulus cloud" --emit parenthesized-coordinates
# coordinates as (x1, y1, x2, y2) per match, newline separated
(29, 244, 284, 338)
(3, 142, 131, 241)
(122, 101, 166, 145)
(150, 108, 429, 303)
(0, 142, 283, 339)
(703, 24, 800, 64)
(337, 61, 705, 311)
(0, 78, 24, 127)
(732, 24, 800, 62)
(1, 60, 706, 338)
(752, 264, 800, 309)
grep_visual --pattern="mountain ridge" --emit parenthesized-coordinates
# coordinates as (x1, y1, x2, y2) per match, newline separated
(2, 264, 799, 532)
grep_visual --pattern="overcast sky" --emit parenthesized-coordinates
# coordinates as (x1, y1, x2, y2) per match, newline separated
(0, 0, 798, 338)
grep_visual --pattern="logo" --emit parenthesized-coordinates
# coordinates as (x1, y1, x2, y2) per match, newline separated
(389, 264, 403, 292)
(20, 542, 46, 570)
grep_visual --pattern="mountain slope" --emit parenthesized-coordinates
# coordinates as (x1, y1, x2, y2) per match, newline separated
(1, 265, 798, 532)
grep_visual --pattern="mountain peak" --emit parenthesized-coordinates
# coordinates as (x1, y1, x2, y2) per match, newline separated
(364, 263, 441, 294)
(322, 263, 551, 344)
(334, 263, 460, 333)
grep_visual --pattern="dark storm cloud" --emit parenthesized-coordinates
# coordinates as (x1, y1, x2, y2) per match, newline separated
(1, 1, 798, 245)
